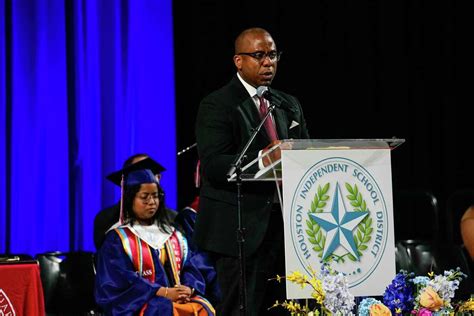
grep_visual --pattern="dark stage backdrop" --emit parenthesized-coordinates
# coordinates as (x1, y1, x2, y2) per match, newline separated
(174, 1, 470, 240)
(0, 0, 469, 256)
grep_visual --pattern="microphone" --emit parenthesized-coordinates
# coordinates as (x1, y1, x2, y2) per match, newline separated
(256, 86, 295, 112)
(256, 86, 278, 103)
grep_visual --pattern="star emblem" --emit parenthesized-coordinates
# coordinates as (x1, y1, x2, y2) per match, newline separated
(309, 183, 369, 261)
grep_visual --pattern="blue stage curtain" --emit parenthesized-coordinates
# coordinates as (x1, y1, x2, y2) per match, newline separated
(0, 0, 175, 255)
(0, 0, 7, 254)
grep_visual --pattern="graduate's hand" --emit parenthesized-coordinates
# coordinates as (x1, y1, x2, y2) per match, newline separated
(157, 286, 187, 302)
(165, 287, 185, 302)
(173, 285, 193, 303)
(171, 285, 192, 303)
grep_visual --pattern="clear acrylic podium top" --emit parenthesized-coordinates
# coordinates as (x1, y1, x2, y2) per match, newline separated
(227, 138, 405, 182)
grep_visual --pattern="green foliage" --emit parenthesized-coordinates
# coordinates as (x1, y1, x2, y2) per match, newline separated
(345, 183, 372, 261)
(307, 183, 330, 259)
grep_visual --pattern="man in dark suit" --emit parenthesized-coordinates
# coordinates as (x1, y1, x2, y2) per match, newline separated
(194, 27, 310, 315)
(93, 154, 165, 250)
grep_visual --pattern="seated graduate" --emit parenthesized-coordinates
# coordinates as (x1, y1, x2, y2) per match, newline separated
(94, 168, 215, 315)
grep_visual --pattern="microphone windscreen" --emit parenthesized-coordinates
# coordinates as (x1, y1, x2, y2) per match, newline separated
(256, 86, 269, 98)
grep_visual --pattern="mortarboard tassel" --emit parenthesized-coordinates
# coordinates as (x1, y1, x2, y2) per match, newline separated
(194, 160, 201, 188)
(119, 173, 125, 224)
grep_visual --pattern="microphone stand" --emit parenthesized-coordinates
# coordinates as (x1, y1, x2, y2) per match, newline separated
(177, 142, 197, 156)
(226, 101, 277, 316)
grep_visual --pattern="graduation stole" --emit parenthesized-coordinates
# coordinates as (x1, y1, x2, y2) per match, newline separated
(164, 230, 185, 285)
(115, 226, 156, 282)
(115, 226, 187, 284)
(115, 226, 156, 315)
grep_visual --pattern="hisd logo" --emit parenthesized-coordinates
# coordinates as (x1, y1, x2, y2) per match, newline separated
(306, 182, 372, 263)
(289, 157, 389, 286)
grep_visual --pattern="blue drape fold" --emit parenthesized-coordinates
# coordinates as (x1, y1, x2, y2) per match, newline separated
(0, 0, 175, 255)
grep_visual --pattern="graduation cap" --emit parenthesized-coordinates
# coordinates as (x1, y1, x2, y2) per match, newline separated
(107, 157, 164, 224)
(106, 157, 166, 186)
(125, 169, 159, 187)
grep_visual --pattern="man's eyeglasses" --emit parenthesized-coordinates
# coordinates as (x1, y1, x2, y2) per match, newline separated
(237, 51, 282, 62)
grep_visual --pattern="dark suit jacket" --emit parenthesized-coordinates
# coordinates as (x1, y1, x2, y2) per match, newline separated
(194, 75, 310, 257)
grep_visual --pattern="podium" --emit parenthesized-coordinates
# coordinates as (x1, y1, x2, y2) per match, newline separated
(230, 138, 405, 298)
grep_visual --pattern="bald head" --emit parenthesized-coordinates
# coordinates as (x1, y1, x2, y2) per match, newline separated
(234, 27, 273, 54)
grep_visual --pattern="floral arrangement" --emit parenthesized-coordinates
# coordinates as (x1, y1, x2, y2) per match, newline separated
(271, 266, 471, 315)
(381, 268, 467, 315)
(270, 262, 355, 315)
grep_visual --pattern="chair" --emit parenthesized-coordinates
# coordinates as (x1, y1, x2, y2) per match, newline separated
(36, 251, 99, 315)
(399, 240, 438, 275)
(394, 241, 413, 272)
(393, 189, 440, 242)
(36, 252, 62, 308)
(445, 188, 474, 245)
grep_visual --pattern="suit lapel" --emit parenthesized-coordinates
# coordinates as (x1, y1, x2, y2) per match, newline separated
(239, 98, 290, 142)
(237, 97, 274, 142)
(273, 107, 289, 140)
(238, 97, 260, 126)
(232, 77, 290, 142)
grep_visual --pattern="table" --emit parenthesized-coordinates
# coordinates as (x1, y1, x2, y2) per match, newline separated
(0, 261, 45, 316)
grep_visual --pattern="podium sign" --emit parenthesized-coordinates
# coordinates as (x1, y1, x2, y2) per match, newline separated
(281, 139, 401, 298)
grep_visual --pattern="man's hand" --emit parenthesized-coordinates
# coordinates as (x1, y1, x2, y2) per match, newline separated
(262, 140, 282, 167)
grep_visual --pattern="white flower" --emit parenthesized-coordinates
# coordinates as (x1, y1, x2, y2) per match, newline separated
(322, 269, 355, 315)
(428, 273, 459, 306)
